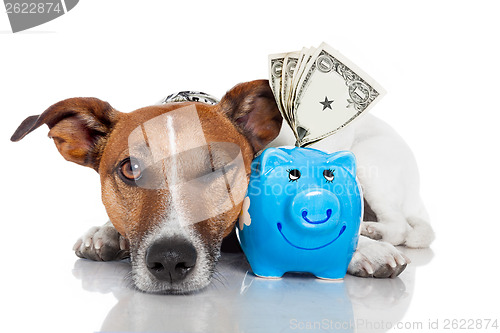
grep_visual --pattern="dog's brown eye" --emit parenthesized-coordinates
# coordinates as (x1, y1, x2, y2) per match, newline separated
(119, 158, 142, 182)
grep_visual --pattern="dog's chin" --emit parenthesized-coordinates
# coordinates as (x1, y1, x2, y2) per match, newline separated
(130, 261, 215, 295)
(131, 270, 213, 295)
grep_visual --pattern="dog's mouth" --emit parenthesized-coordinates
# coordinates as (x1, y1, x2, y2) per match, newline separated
(277, 222, 346, 250)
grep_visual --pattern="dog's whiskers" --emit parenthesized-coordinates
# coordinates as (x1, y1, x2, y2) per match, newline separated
(210, 267, 228, 290)
(122, 270, 137, 290)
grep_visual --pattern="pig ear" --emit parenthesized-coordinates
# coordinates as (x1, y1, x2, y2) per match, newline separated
(11, 97, 121, 171)
(257, 148, 291, 175)
(328, 151, 357, 176)
(219, 80, 283, 154)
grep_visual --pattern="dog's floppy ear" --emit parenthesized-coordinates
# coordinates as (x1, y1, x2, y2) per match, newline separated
(11, 97, 120, 171)
(219, 79, 283, 153)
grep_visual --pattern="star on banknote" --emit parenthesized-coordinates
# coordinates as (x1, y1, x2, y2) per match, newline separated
(320, 96, 334, 110)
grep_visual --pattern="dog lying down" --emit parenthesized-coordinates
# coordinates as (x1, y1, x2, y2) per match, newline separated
(11, 80, 434, 294)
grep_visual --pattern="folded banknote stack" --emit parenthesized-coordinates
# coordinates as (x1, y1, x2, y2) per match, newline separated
(269, 42, 385, 146)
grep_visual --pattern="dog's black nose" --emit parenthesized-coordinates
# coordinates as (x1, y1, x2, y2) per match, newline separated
(145, 237, 197, 283)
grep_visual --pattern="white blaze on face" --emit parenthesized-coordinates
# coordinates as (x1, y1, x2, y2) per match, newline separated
(128, 105, 247, 226)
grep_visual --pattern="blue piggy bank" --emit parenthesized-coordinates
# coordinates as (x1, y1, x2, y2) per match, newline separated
(237, 147, 363, 280)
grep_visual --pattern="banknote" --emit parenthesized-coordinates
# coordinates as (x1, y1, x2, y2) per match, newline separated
(268, 53, 287, 122)
(268, 42, 385, 146)
(289, 47, 315, 114)
(281, 51, 299, 115)
(269, 52, 298, 137)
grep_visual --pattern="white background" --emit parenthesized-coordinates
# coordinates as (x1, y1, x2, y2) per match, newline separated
(1, 1, 500, 332)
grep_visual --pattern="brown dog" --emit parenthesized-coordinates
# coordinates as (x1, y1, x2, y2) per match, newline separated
(11, 80, 283, 294)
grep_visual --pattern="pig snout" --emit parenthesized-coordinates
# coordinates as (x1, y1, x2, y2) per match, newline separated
(289, 188, 341, 231)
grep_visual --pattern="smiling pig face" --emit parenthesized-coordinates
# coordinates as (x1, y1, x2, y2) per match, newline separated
(237, 147, 362, 280)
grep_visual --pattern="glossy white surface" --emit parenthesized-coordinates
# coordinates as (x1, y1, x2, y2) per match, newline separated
(2, 234, 499, 333)
(59, 250, 424, 333)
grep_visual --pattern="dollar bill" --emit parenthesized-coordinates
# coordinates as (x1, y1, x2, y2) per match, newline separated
(281, 52, 299, 115)
(268, 53, 286, 113)
(269, 42, 385, 146)
(269, 52, 298, 137)
(289, 46, 315, 119)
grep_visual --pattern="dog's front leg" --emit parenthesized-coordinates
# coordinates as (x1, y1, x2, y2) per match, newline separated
(73, 221, 130, 261)
(347, 236, 410, 278)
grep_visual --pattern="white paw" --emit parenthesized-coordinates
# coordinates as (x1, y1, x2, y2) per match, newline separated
(405, 216, 435, 248)
(348, 238, 410, 278)
(73, 223, 129, 261)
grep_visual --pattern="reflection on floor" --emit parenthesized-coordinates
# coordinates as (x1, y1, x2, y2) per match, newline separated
(72, 248, 433, 333)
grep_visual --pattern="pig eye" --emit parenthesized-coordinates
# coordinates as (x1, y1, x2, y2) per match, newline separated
(287, 169, 301, 182)
(323, 169, 335, 182)
(118, 158, 142, 184)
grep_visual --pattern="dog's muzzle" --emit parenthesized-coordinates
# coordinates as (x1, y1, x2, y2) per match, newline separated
(145, 236, 197, 283)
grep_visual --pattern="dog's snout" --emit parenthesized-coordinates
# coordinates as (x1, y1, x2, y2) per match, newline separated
(145, 237, 197, 283)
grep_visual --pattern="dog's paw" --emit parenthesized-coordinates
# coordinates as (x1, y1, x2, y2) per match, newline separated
(360, 221, 384, 240)
(347, 239, 410, 278)
(360, 221, 407, 246)
(73, 223, 130, 261)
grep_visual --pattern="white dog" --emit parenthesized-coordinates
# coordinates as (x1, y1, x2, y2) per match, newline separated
(270, 113, 435, 278)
